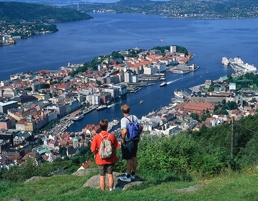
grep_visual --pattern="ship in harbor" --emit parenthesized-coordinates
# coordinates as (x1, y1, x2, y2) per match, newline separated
(221, 57, 229, 66)
(174, 89, 191, 100)
(107, 103, 115, 108)
(107, 119, 119, 131)
(160, 81, 167, 87)
(224, 57, 257, 73)
(73, 114, 84, 121)
(97, 105, 107, 111)
(174, 90, 184, 99)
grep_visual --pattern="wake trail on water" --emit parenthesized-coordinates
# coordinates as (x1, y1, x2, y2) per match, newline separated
(114, 29, 156, 41)
(167, 77, 185, 85)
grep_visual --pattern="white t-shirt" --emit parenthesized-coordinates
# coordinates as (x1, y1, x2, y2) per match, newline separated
(121, 115, 141, 140)
(121, 115, 140, 129)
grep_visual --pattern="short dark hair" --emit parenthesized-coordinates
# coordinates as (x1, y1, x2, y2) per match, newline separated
(99, 119, 108, 131)
(121, 104, 130, 114)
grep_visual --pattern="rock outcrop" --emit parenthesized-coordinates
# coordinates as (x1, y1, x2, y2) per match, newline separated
(83, 172, 143, 190)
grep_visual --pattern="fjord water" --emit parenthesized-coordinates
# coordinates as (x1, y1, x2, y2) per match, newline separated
(1, 13, 258, 131)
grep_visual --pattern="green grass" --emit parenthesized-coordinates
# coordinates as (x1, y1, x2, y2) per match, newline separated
(1, 169, 258, 201)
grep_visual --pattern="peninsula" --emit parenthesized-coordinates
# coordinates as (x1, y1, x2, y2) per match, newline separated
(68, 0, 258, 19)
(0, 2, 93, 46)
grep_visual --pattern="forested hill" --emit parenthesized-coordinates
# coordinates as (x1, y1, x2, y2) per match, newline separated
(0, 2, 92, 23)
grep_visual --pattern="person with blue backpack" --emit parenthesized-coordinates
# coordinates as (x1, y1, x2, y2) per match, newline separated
(119, 104, 143, 182)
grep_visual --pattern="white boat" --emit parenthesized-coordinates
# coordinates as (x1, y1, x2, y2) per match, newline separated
(97, 105, 107, 111)
(139, 100, 144, 104)
(231, 57, 257, 72)
(73, 114, 84, 121)
(221, 57, 229, 66)
(174, 90, 184, 99)
(107, 103, 115, 108)
(160, 81, 167, 87)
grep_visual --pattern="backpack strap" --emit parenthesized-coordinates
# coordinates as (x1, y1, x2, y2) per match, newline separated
(100, 132, 110, 140)
(125, 115, 134, 122)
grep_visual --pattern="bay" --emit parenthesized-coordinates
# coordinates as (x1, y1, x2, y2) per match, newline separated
(1, 13, 258, 131)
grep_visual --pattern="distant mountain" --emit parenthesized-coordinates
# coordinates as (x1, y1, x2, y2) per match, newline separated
(0, 0, 119, 3)
(0, 2, 92, 23)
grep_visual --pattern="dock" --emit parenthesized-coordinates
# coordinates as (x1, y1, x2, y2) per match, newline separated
(189, 84, 205, 92)
(168, 64, 199, 74)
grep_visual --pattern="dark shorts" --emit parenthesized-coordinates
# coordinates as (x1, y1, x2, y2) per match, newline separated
(121, 140, 138, 160)
(98, 164, 114, 176)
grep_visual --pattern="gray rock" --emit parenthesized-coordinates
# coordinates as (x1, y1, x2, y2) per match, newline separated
(176, 182, 209, 192)
(72, 168, 97, 177)
(24, 176, 45, 183)
(83, 172, 143, 190)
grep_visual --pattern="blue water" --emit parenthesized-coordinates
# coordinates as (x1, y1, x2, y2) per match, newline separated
(1, 13, 258, 131)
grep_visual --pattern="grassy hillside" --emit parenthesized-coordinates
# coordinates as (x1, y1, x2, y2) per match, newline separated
(1, 110, 258, 200)
(0, 169, 258, 201)
(0, 2, 92, 23)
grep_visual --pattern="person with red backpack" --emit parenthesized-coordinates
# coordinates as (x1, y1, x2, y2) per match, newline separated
(90, 119, 120, 191)
(119, 104, 143, 182)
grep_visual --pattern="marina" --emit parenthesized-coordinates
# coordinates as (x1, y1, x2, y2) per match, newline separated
(127, 86, 141, 93)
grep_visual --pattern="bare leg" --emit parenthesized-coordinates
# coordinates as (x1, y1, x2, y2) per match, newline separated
(132, 157, 137, 173)
(126, 159, 132, 175)
(100, 176, 105, 190)
(107, 173, 114, 189)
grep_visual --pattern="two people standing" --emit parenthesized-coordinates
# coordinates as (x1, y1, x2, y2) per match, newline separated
(90, 104, 142, 190)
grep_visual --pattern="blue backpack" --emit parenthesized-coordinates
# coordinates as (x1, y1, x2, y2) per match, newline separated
(126, 116, 141, 139)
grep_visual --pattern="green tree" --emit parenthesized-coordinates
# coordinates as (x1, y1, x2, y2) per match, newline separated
(37, 138, 43, 145)
(59, 147, 67, 156)
(96, 80, 102, 86)
(201, 113, 211, 122)
(190, 113, 199, 121)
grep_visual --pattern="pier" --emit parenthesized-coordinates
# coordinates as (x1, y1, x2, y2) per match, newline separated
(168, 64, 200, 74)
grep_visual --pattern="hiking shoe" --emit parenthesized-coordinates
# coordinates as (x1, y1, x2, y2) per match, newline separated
(119, 175, 131, 182)
(131, 174, 136, 180)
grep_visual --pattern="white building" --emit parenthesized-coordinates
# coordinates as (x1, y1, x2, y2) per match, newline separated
(143, 65, 158, 75)
(124, 71, 132, 83)
(229, 83, 236, 91)
(86, 93, 100, 105)
(170, 45, 176, 53)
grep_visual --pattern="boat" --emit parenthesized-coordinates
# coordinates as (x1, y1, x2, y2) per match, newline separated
(174, 90, 184, 99)
(139, 100, 144, 104)
(73, 114, 84, 121)
(107, 103, 115, 108)
(96, 105, 107, 111)
(160, 81, 167, 87)
(229, 57, 257, 73)
(221, 57, 229, 66)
